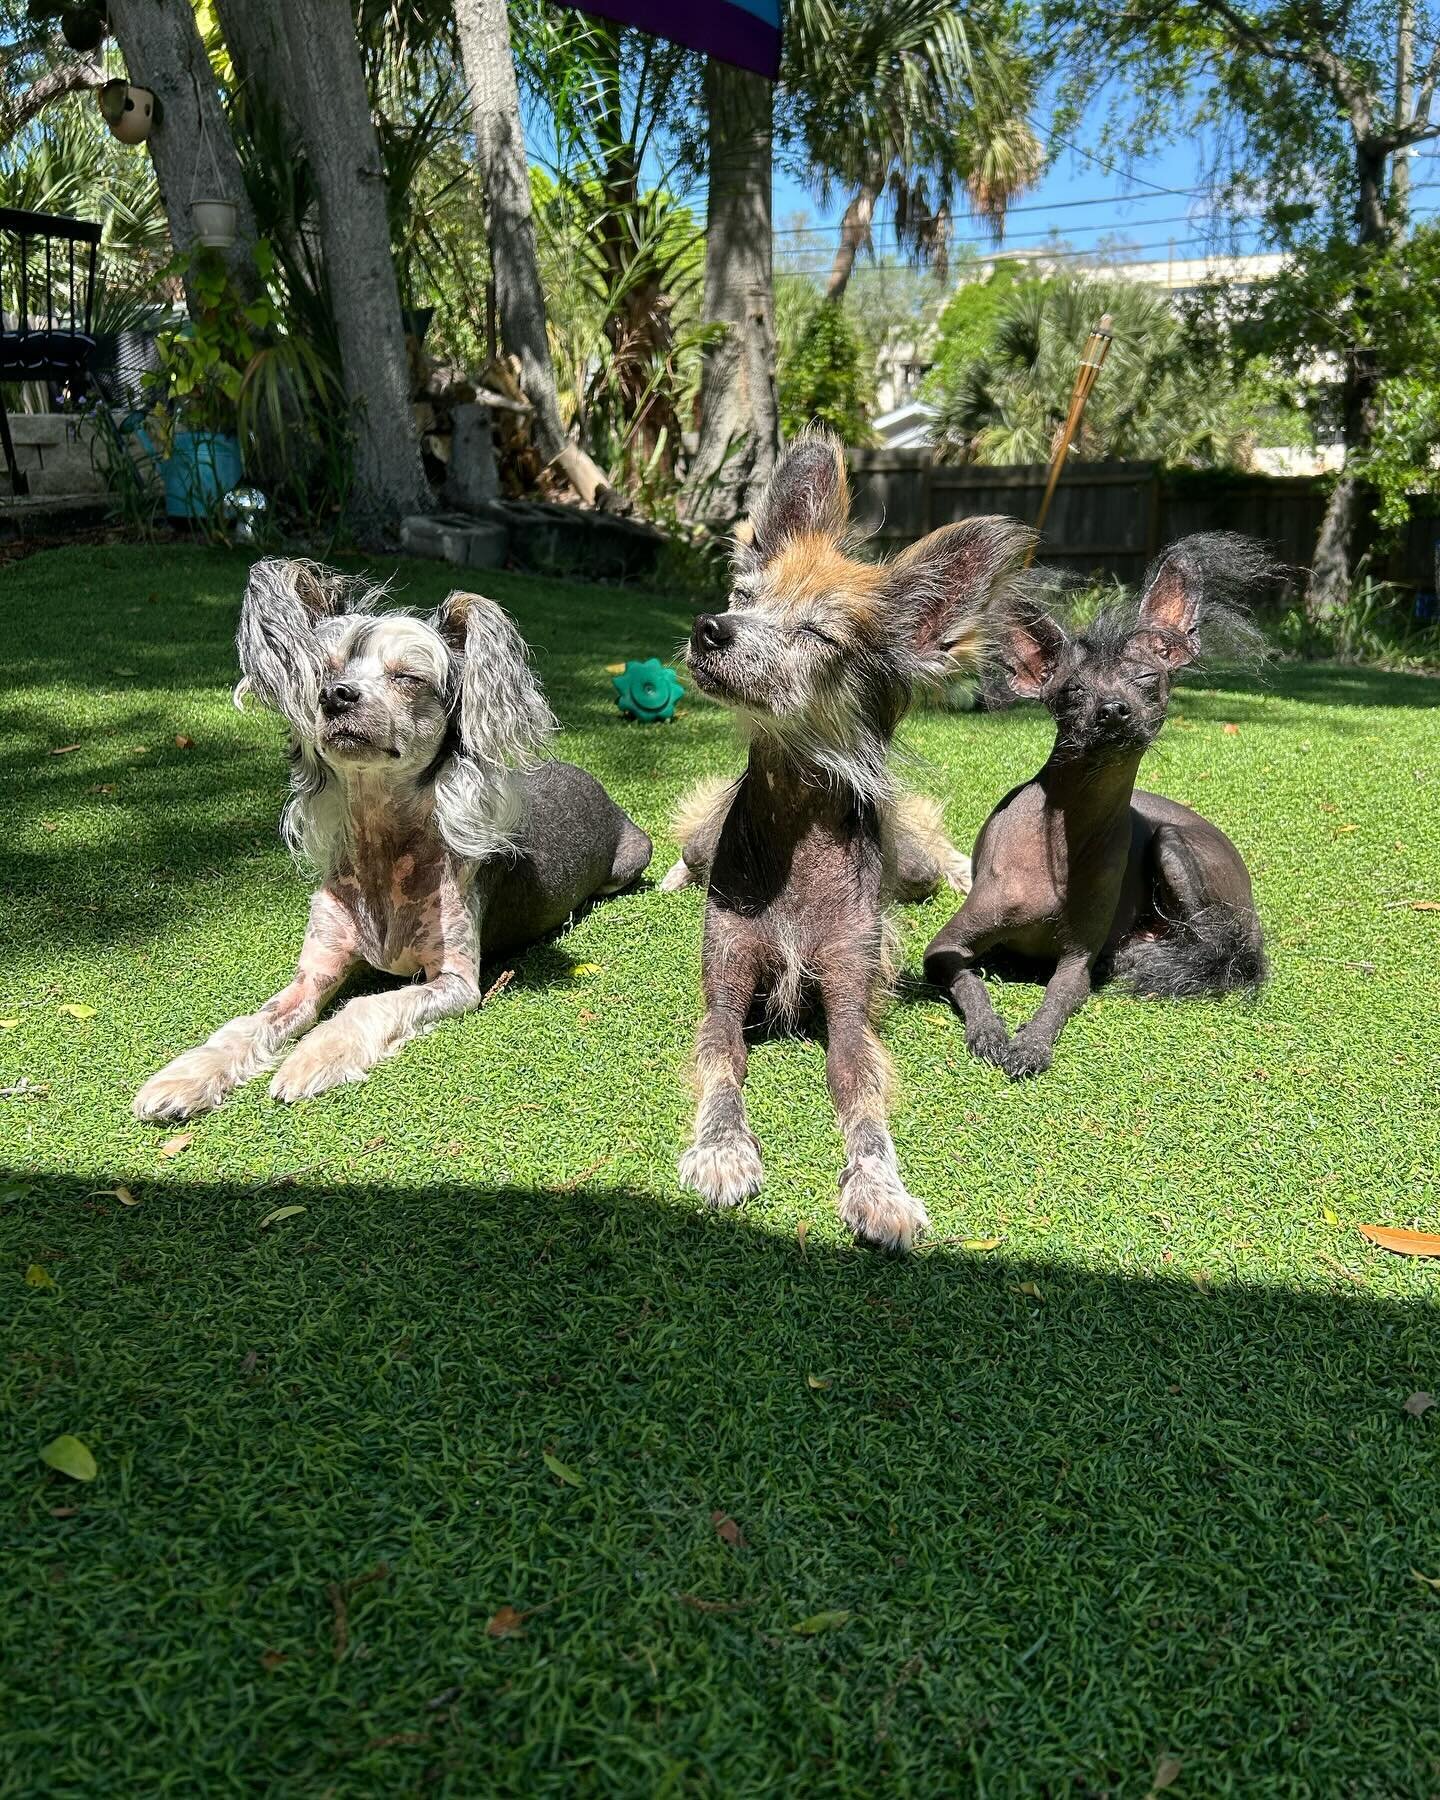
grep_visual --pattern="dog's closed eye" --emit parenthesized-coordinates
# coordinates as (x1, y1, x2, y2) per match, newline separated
(388, 669, 430, 689)
(796, 623, 839, 648)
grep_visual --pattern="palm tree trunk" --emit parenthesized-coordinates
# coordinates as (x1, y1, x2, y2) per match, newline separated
(278, 0, 431, 541)
(453, 0, 615, 507)
(107, 0, 260, 303)
(689, 58, 780, 528)
(824, 183, 879, 304)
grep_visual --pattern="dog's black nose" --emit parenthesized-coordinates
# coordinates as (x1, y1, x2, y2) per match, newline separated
(1097, 698, 1131, 724)
(321, 680, 361, 715)
(692, 612, 735, 653)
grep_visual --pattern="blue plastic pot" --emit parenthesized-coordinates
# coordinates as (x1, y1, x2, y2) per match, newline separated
(161, 429, 242, 519)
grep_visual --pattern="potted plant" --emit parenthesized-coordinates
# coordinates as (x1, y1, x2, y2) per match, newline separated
(143, 247, 279, 521)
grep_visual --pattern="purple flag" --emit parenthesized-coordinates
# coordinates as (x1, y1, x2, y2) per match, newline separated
(548, 1, 782, 80)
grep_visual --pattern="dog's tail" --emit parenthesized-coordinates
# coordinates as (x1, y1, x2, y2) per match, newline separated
(1109, 904, 1267, 999)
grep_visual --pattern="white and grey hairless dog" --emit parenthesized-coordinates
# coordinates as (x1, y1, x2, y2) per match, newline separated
(666, 435, 1032, 1253)
(134, 560, 651, 1121)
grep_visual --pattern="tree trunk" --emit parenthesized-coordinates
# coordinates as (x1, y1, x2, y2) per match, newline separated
(689, 58, 781, 530)
(825, 183, 879, 304)
(277, 0, 431, 541)
(212, 0, 296, 133)
(1307, 143, 1390, 622)
(107, 0, 260, 302)
(453, 0, 615, 508)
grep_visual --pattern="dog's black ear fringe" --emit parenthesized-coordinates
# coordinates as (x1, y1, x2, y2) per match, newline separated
(1136, 532, 1280, 668)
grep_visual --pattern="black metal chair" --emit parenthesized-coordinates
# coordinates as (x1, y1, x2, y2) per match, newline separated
(0, 206, 101, 496)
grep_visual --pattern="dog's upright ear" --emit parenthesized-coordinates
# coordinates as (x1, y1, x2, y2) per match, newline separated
(1135, 532, 1272, 670)
(885, 516, 1036, 679)
(999, 599, 1070, 699)
(746, 433, 850, 565)
(235, 557, 353, 734)
(433, 590, 555, 770)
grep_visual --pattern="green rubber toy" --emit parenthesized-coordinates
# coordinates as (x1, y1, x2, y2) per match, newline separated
(612, 658, 684, 723)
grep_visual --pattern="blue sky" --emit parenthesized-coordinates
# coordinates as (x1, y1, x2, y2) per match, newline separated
(773, 132, 1440, 276)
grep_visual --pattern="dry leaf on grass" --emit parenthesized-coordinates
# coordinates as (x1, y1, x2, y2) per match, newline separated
(48, 744, 81, 756)
(56, 1003, 97, 1020)
(0, 1019, 17, 1030)
(1358, 1224, 1440, 1258)
(25, 1263, 55, 1288)
(158, 1132, 193, 1158)
(259, 1649, 288, 1671)
(40, 1435, 96, 1482)
(1403, 1391, 1435, 1417)
(1412, 1568, 1440, 1590)
(487, 1604, 527, 1638)
(542, 1450, 585, 1488)
(174, 734, 195, 749)
(1222, 722, 1239, 735)
(796, 1218, 809, 1251)
(806, 1373, 832, 1391)
(711, 1511, 747, 1548)
(791, 1610, 852, 1636)
(1408, 900, 1440, 911)
(258, 1204, 307, 1229)
(1013, 1281, 1042, 1300)
(963, 1237, 1002, 1252)
(1149, 1754, 1183, 1794)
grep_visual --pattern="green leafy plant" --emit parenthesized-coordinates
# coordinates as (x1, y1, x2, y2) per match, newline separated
(778, 301, 873, 442)
(143, 243, 280, 453)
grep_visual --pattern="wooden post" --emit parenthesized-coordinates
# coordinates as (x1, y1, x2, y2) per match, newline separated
(1027, 314, 1113, 564)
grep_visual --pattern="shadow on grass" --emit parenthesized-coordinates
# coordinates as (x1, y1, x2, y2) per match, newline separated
(5, 1166, 1440, 1790)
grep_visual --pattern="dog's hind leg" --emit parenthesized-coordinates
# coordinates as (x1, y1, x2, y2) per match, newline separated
(820, 959, 928, 1254)
(888, 792, 971, 901)
(600, 815, 654, 894)
(1112, 803, 1266, 998)
(660, 774, 737, 892)
(133, 892, 357, 1122)
(679, 946, 763, 1209)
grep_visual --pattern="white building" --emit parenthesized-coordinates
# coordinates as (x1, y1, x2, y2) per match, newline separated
(870, 248, 1343, 472)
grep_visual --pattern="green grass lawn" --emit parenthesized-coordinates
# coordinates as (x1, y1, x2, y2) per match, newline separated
(3, 544, 1440, 1796)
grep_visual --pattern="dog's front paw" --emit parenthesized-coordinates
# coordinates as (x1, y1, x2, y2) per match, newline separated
(134, 1048, 237, 1122)
(964, 1015, 1011, 1067)
(269, 1028, 368, 1103)
(1002, 1031, 1053, 1081)
(838, 1153, 929, 1255)
(679, 1133, 764, 1209)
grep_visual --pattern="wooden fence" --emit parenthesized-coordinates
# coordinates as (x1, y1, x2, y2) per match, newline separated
(846, 451, 1438, 593)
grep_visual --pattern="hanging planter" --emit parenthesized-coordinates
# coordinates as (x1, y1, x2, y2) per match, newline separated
(60, 5, 107, 51)
(188, 76, 238, 252)
(192, 199, 237, 249)
(98, 79, 156, 145)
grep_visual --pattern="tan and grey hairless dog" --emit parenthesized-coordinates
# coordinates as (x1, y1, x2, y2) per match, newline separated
(924, 532, 1269, 1079)
(668, 434, 1032, 1253)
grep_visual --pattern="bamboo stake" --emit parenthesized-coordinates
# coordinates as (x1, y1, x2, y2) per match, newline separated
(1026, 313, 1113, 564)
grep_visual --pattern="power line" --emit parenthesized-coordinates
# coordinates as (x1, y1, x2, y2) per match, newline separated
(771, 179, 1440, 258)
(774, 230, 1310, 275)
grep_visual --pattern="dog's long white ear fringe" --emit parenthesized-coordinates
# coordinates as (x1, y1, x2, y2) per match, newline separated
(432, 591, 557, 861)
(235, 558, 358, 735)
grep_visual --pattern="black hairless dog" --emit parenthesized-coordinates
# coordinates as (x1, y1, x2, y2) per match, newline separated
(924, 532, 1269, 1079)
